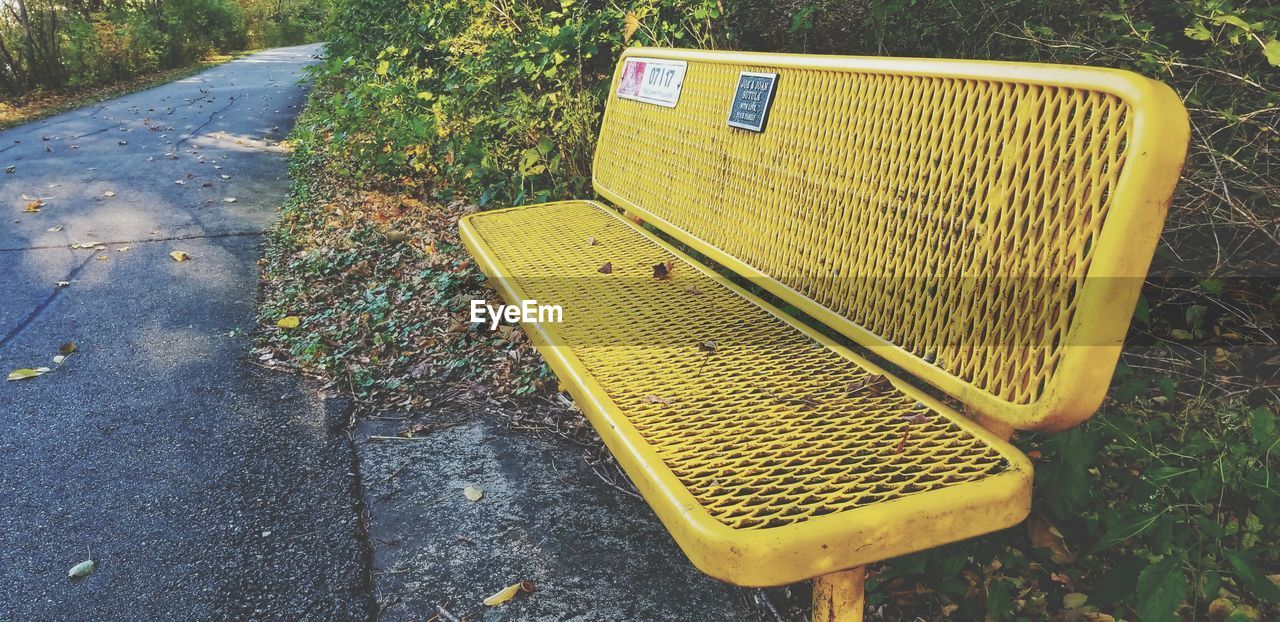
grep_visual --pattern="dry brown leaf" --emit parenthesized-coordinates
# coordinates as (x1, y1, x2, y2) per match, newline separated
(894, 431, 909, 453)
(463, 485, 484, 501)
(597, 262, 612, 274)
(170, 251, 190, 262)
(848, 374, 891, 397)
(901, 411, 930, 425)
(652, 261, 674, 280)
(1027, 513, 1075, 563)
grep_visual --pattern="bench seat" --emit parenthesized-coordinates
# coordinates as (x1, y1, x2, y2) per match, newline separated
(460, 199, 1032, 587)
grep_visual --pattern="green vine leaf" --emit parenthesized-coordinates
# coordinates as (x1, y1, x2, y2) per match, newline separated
(1136, 554, 1187, 622)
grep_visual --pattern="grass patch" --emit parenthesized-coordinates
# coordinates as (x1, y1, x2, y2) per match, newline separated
(256, 89, 558, 415)
(0, 50, 257, 131)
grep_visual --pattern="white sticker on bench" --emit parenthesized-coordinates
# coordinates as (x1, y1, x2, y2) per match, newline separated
(616, 58, 687, 108)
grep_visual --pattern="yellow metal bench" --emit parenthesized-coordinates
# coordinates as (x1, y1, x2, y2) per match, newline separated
(459, 48, 1189, 619)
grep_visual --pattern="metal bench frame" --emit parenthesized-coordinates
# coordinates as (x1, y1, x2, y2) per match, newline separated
(460, 47, 1189, 620)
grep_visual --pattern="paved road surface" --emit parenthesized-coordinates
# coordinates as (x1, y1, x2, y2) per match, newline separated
(0, 44, 374, 620)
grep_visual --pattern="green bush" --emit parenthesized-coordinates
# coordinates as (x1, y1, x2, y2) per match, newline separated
(315, 0, 725, 205)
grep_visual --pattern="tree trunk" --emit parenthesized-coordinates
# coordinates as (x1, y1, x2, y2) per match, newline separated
(14, 0, 36, 89)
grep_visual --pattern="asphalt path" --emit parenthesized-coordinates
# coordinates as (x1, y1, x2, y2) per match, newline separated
(0, 44, 374, 620)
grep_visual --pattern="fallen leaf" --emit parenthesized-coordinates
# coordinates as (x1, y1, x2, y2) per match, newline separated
(396, 422, 432, 437)
(6, 368, 44, 381)
(848, 374, 891, 397)
(697, 340, 718, 354)
(5, 165, 14, 174)
(641, 395, 674, 405)
(463, 485, 484, 501)
(117, 140, 128, 145)
(652, 261, 674, 279)
(55, 281, 70, 288)
(776, 395, 819, 408)
(116, 246, 130, 252)
(68, 559, 95, 579)
(169, 251, 190, 262)
(24, 200, 42, 213)
(482, 580, 535, 606)
(174, 180, 185, 185)
(901, 411, 931, 425)
(1063, 592, 1088, 610)
(895, 431, 909, 453)
(48, 226, 62, 232)
(223, 197, 237, 203)
(684, 285, 702, 295)
(59, 342, 77, 355)
(220, 174, 230, 179)
(587, 236, 599, 246)
(597, 262, 612, 274)
(53, 355, 65, 365)
(96, 255, 108, 261)
(1027, 513, 1075, 563)
(276, 316, 301, 329)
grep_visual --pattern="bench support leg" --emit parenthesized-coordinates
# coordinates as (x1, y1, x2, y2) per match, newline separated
(812, 566, 865, 622)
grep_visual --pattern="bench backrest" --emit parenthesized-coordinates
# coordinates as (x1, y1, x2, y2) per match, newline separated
(593, 48, 1188, 432)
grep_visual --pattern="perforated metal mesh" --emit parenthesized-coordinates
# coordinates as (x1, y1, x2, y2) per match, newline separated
(594, 60, 1132, 406)
(467, 202, 1009, 530)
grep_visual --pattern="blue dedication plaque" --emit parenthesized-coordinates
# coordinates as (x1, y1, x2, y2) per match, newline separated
(727, 71, 778, 132)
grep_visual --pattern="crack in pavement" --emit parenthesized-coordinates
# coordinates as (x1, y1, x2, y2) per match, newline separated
(177, 90, 245, 150)
(0, 251, 97, 350)
(0, 231, 262, 349)
(0, 230, 262, 253)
